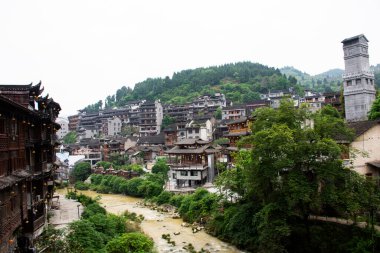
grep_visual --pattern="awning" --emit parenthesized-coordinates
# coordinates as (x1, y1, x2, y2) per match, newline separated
(367, 161, 380, 169)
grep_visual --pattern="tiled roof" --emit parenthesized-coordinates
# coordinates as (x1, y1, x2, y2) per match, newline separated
(174, 138, 211, 145)
(226, 116, 248, 125)
(137, 133, 165, 145)
(0, 175, 24, 190)
(348, 120, 380, 138)
(367, 161, 380, 169)
(166, 145, 210, 154)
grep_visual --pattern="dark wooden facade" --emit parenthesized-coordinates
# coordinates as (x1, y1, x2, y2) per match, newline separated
(0, 82, 60, 253)
(224, 117, 251, 147)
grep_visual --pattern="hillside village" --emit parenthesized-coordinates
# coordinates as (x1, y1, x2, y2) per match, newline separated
(1, 34, 380, 252)
(54, 34, 380, 191)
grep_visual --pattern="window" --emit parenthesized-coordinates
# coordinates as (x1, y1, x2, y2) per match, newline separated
(190, 171, 198, 176)
(347, 80, 352, 86)
(0, 118, 5, 134)
(180, 171, 188, 176)
(11, 120, 18, 136)
(356, 79, 361, 85)
(195, 129, 199, 134)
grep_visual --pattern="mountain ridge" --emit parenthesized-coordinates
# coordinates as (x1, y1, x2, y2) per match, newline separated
(81, 62, 380, 113)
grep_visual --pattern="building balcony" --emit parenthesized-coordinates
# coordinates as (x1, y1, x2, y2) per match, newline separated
(33, 215, 45, 230)
(170, 163, 207, 171)
(176, 173, 203, 181)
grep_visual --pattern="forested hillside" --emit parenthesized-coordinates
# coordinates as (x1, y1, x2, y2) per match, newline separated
(83, 62, 299, 112)
(82, 62, 380, 113)
(280, 66, 343, 92)
(280, 65, 380, 93)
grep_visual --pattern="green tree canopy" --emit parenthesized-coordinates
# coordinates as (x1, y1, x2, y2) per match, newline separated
(71, 162, 91, 182)
(236, 99, 377, 252)
(62, 131, 77, 144)
(368, 94, 380, 120)
(214, 107, 222, 120)
(161, 115, 175, 129)
(105, 232, 154, 253)
(66, 220, 105, 253)
(151, 158, 169, 180)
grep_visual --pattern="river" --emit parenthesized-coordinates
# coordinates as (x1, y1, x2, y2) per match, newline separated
(64, 190, 245, 253)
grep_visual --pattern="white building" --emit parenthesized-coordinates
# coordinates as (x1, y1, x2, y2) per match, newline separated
(56, 117, 69, 139)
(106, 117, 122, 136)
(185, 117, 214, 141)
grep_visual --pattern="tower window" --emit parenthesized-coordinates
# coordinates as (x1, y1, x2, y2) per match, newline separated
(347, 80, 352, 86)
(356, 79, 361, 85)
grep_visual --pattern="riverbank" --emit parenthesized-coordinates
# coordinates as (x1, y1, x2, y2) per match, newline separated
(48, 193, 84, 229)
(63, 189, 244, 253)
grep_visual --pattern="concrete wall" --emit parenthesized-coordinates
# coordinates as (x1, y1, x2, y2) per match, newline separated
(350, 124, 380, 177)
(56, 118, 69, 139)
(107, 117, 122, 136)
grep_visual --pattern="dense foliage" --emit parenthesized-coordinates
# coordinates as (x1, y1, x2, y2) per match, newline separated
(152, 101, 378, 252)
(82, 100, 103, 113)
(95, 160, 143, 173)
(82, 62, 380, 112)
(210, 100, 380, 252)
(83, 62, 300, 112)
(106, 232, 154, 253)
(368, 94, 380, 120)
(62, 131, 77, 144)
(151, 158, 169, 181)
(280, 66, 343, 93)
(89, 173, 164, 198)
(71, 162, 92, 182)
(373, 64, 380, 88)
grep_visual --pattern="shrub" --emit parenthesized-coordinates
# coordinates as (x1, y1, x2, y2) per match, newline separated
(71, 162, 91, 182)
(82, 203, 106, 219)
(155, 191, 173, 205)
(168, 194, 185, 208)
(105, 232, 154, 253)
(75, 181, 90, 190)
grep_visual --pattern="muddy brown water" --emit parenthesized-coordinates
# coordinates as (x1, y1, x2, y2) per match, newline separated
(58, 189, 244, 253)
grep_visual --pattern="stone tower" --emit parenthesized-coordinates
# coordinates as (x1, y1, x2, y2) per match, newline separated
(342, 34, 376, 122)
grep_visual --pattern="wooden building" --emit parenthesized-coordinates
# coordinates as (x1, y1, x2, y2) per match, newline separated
(166, 138, 218, 190)
(0, 82, 60, 253)
(223, 116, 251, 147)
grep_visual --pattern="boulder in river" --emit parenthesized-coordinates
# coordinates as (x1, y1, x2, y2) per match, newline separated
(181, 222, 190, 227)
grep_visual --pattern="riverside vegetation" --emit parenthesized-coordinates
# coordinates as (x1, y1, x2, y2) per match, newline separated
(36, 191, 154, 253)
(56, 101, 380, 252)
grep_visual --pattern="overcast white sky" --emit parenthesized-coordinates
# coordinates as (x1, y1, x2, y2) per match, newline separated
(1, 0, 379, 116)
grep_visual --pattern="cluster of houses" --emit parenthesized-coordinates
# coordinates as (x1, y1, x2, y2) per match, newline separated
(55, 89, 343, 188)
(56, 34, 380, 190)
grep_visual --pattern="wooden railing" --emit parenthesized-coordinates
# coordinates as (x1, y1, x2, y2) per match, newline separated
(0, 134, 8, 150)
(33, 215, 45, 230)
(170, 163, 207, 171)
